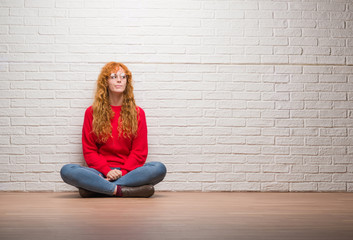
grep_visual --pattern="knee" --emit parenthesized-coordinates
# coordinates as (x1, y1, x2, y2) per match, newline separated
(60, 164, 78, 181)
(151, 162, 167, 179)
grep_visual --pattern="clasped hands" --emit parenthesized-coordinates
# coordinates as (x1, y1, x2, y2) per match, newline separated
(104, 169, 122, 181)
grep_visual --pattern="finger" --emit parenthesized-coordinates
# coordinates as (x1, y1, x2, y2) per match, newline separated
(111, 175, 119, 181)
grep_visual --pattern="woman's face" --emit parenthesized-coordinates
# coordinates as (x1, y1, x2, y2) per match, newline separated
(108, 68, 127, 95)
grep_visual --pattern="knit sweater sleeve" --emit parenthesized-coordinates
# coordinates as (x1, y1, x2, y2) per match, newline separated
(120, 107, 148, 176)
(82, 107, 112, 176)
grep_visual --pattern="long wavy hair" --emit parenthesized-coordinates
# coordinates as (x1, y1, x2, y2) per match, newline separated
(92, 62, 139, 142)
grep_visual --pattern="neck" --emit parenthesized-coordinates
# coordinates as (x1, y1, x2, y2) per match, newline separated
(109, 93, 123, 106)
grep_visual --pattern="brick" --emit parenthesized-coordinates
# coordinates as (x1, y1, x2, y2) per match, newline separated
(320, 147, 346, 156)
(260, 2, 287, 10)
(0, 182, 25, 191)
(289, 3, 316, 11)
(288, 53, 323, 64)
(216, 173, 245, 182)
(292, 165, 318, 173)
(276, 137, 304, 146)
(290, 183, 317, 192)
(262, 183, 289, 192)
(247, 156, 274, 164)
(231, 182, 260, 191)
(318, 183, 346, 192)
(247, 173, 275, 182)
(262, 165, 289, 173)
(276, 156, 302, 164)
(320, 128, 347, 137)
(291, 110, 318, 118)
(25, 182, 55, 192)
(320, 166, 346, 173)
(202, 183, 231, 192)
(291, 147, 319, 156)
(306, 137, 331, 146)
(262, 146, 289, 155)
(304, 156, 332, 165)
(276, 174, 304, 182)
(232, 145, 261, 154)
(290, 37, 317, 46)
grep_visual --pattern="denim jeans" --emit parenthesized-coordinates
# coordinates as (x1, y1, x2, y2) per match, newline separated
(60, 161, 167, 196)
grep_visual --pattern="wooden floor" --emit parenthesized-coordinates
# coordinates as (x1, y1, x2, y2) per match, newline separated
(1, 192, 353, 240)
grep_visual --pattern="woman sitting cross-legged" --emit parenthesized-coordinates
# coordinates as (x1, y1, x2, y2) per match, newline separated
(60, 62, 166, 198)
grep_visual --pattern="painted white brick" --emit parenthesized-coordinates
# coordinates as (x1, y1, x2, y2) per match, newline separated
(289, 2, 317, 11)
(333, 155, 353, 164)
(1, 0, 353, 193)
(157, 182, 201, 191)
(318, 183, 346, 192)
(262, 164, 289, 173)
(188, 173, 215, 182)
(320, 147, 346, 156)
(262, 183, 289, 192)
(290, 183, 317, 192)
(217, 137, 245, 144)
(320, 166, 346, 173)
(233, 164, 260, 173)
(25, 182, 55, 191)
(305, 156, 332, 165)
(10, 155, 39, 164)
(247, 156, 274, 164)
(202, 183, 231, 192)
(276, 137, 304, 146)
(216, 173, 246, 182)
(247, 119, 274, 127)
(276, 119, 304, 128)
(232, 128, 261, 136)
(246, 136, 275, 145)
(231, 182, 261, 191)
(290, 37, 318, 46)
(262, 128, 289, 137)
(276, 156, 302, 165)
(261, 37, 288, 45)
(0, 182, 25, 191)
(305, 101, 332, 109)
(305, 119, 333, 128)
(291, 147, 319, 156)
(292, 165, 318, 174)
(320, 128, 347, 137)
(232, 145, 261, 154)
(276, 174, 304, 182)
(262, 146, 290, 155)
(306, 137, 332, 146)
(247, 173, 275, 182)
(290, 110, 318, 119)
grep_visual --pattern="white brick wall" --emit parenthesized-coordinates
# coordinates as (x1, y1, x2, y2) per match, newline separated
(0, 0, 352, 192)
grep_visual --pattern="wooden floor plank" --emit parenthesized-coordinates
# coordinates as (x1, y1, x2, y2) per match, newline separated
(1, 192, 353, 240)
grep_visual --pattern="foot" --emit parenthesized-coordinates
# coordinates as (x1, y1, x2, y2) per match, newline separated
(78, 188, 106, 198)
(120, 185, 155, 198)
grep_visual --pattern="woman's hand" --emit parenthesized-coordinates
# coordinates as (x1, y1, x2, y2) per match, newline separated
(106, 169, 122, 181)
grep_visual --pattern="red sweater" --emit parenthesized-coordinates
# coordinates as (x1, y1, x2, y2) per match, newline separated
(82, 105, 148, 176)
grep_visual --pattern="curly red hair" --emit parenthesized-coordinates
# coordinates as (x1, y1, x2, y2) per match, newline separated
(92, 62, 139, 142)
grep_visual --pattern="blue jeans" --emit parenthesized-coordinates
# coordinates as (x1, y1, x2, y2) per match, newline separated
(60, 161, 167, 196)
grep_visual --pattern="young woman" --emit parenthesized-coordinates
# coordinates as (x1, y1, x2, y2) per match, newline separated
(60, 62, 166, 198)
